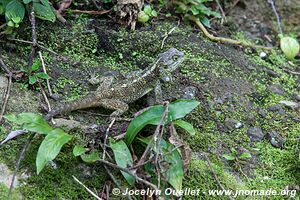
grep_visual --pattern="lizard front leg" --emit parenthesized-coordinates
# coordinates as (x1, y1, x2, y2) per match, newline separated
(99, 99, 129, 118)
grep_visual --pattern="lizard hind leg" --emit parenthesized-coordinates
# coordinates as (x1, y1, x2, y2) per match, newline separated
(99, 99, 129, 118)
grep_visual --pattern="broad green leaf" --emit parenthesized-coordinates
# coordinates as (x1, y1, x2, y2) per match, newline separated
(239, 153, 252, 159)
(23, 0, 32, 4)
(30, 60, 40, 71)
(200, 17, 210, 28)
(222, 154, 235, 161)
(36, 128, 72, 174)
(5, 0, 25, 22)
(73, 145, 87, 156)
(29, 75, 37, 84)
(280, 36, 300, 60)
(137, 11, 150, 23)
(125, 100, 199, 145)
(80, 151, 100, 163)
(190, 6, 199, 15)
(4, 113, 18, 123)
(35, 72, 50, 79)
(161, 140, 183, 191)
(174, 120, 196, 135)
(143, 5, 152, 16)
(110, 139, 135, 186)
(125, 105, 165, 145)
(33, 1, 56, 22)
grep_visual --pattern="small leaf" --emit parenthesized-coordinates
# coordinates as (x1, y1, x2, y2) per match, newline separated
(11, 16, 20, 24)
(200, 17, 211, 28)
(222, 154, 235, 161)
(151, 10, 157, 17)
(35, 72, 50, 79)
(30, 60, 40, 71)
(36, 128, 72, 174)
(7, 21, 14, 27)
(33, 1, 56, 22)
(23, 0, 32, 4)
(137, 11, 150, 23)
(73, 145, 87, 156)
(110, 139, 135, 186)
(29, 75, 37, 84)
(144, 5, 152, 16)
(239, 153, 252, 159)
(174, 120, 196, 135)
(280, 36, 300, 60)
(4, 113, 18, 123)
(80, 151, 100, 163)
(18, 113, 52, 134)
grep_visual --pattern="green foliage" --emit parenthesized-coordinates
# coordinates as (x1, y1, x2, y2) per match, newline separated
(125, 99, 200, 145)
(173, 0, 221, 27)
(222, 148, 252, 162)
(110, 139, 135, 186)
(137, 5, 157, 23)
(0, 0, 55, 33)
(21, 59, 50, 85)
(4, 113, 72, 174)
(280, 36, 300, 60)
(174, 119, 196, 135)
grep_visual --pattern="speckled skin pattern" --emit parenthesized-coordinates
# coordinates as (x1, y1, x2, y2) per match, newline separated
(45, 48, 185, 120)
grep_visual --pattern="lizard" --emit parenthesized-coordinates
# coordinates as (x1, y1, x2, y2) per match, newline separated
(45, 48, 185, 121)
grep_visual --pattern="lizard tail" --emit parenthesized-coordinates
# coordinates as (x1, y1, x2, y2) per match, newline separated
(44, 95, 99, 121)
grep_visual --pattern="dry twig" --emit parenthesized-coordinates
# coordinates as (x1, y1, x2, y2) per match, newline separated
(72, 176, 102, 200)
(38, 52, 53, 96)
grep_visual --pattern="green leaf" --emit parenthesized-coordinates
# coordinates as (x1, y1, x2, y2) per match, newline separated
(23, 0, 32, 4)
(239, 153, 252, 159)
(174, 120, 196, 135)
(137, 11, 150, 23)
(3, 113, 18, 123)
(144, 5, 152, 16)
(73, 145, 87, 156)
(200, 17, 211, 28)
(222, 154, 235, 161)
(110, 139, 135, 186)
(190, 6, 199, 15)
(29, 75, 37, 84)
(125, 105, 165, 145)
(161, 140, 183, 191)
(80, 151, 100, 163)
(280, 36, 300, 60)
(33, 1, 56, 22)
(30, 60, 40, 71)
(7, 20, 14, 27)
(11, 16, 20, 24)
(35, 72, 50, 79)
(151, 10, 157, 17)
(5, 0, 25, 22)
(36, 128, 72, 174)
(18, 112, 52, 134)
(125, 100, 199, 145)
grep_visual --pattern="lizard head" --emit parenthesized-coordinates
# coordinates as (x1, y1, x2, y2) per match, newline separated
(158, 48, 185, 82)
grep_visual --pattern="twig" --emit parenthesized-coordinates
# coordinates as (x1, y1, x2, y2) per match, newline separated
(39, 82, 55, 124)
(8, 133, 35, 198)
(0, 56, 11, 74)
(215, 0, 227, 24)
(102, 118, 116, 160)
(28, 6, 37, 68)
(203, 153, 235, 200)
(72, 175, 102, 200)
(38, 51, 52, 96)
(0, 73, 12, 124)
(70, 9, 110, 15)
(188, 16, 273, 51)
(98, 159, 158, 190)
(267, 0, 283, 35)
(0, 23, 6, 29)
(104, 166, 133, 200)
(161, 27, 176, 49)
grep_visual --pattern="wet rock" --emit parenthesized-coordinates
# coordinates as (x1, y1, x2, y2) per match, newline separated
(267, 84, 285, 95)
(224, 118, 243, 130)
(279, 100, 299, 109)
(266, 131, 285, 148)
(247, 127, 264, 142)
(291, 93, 300, 101)
(268, 104, 285, 115)
(182, 86, 198, 99)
